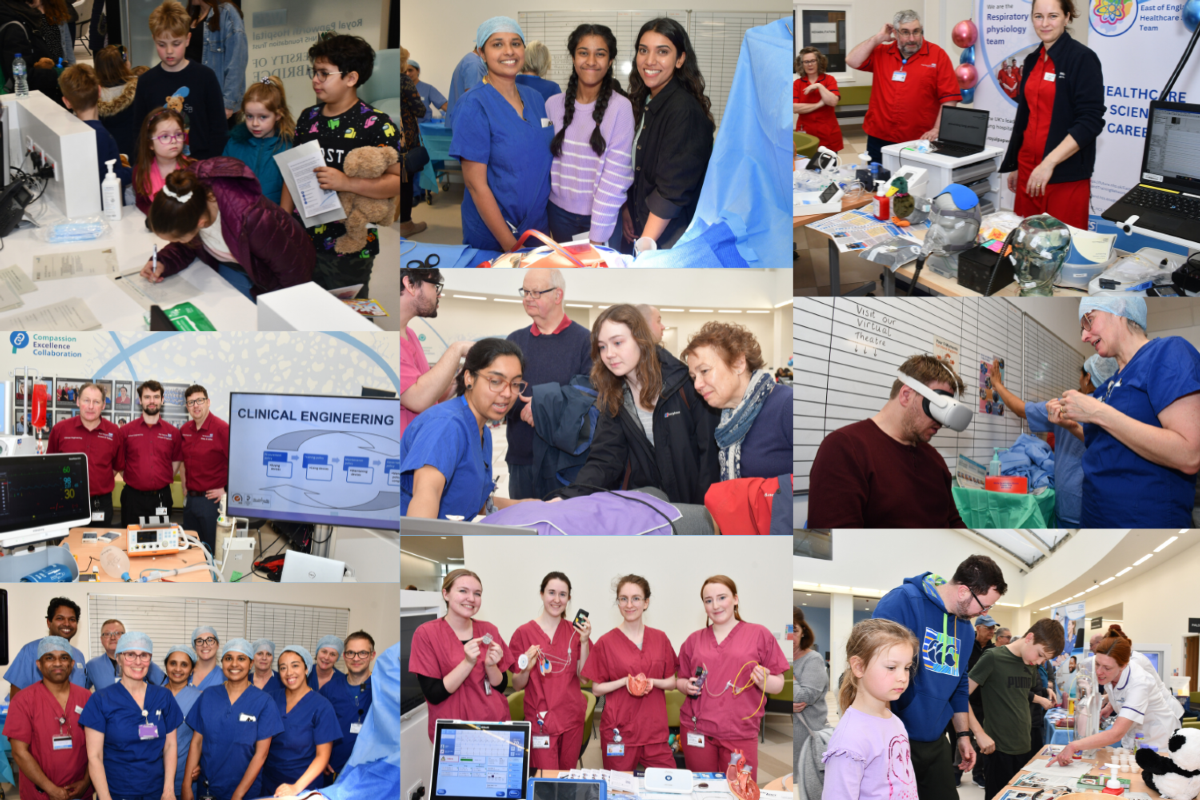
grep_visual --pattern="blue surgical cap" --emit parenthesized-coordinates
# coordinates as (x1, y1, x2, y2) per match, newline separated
(476, 17, 524, 51)
(220, 638, 255, 661)
(115, 631, 153, 655)
(252, 638, 275, 657)
(316, 635, 345, 658)
(408, 59, 420, 70)
(37, 636, 71, 659)
(279, 645, 314, 674)
(1083, 354, 1120, 389)
(166, 644, 197, 665)
(1079, 296, 1147, 331)
(192, 626, 219, 644)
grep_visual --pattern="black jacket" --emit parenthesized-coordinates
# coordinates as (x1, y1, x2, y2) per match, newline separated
(628, 77, 714, 248)
(552, 347, 720, 505)
(999, 31, 1105, 184)
(0, 0, 60, 99)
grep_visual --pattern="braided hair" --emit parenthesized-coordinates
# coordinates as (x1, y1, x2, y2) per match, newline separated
(628, 18, 714, 130)
(551, 24, 620, 158)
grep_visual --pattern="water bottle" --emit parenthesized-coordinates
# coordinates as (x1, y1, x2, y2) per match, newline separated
(12, 53, 27, 97)
(99, 546, 131, 582)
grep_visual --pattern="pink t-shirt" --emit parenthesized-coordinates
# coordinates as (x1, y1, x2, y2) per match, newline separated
(821, 706, 918, 800)
(401, 327, 431, 438)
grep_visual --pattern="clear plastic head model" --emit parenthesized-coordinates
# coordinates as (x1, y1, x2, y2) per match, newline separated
(1075, 655, 1102, 756)
(1011, 214, 1072, 296)
(921, 185, 982, 278)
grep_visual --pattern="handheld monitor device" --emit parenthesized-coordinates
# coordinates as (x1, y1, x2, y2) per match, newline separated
(430, 720, 531, 800)
(895, 371, 974, 432)
(125, 524, 185, 556)
(0, 453, 91, 547)
(573, 609, 589, 628)
(527, 778, 607, 800)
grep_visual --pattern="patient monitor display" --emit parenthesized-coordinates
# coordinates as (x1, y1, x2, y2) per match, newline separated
(0, 453, 91, 546)
(226, 393, 399, 530)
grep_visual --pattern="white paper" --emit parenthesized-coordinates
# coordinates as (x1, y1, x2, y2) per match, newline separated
(809, 22, 837, 43)
(0, 297, 101, 330)
(275, 140, 346, 228)
(111, 269, 200, 311)
(31, 248, 120, 281)
(0, 276, 20, 311)
(1024, 757, 1095, 777)
(0, 265, 36, 295)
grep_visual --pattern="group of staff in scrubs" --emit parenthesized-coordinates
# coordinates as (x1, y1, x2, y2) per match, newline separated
(2, 616, 377, 800)
(449, 15, 714, 253)
(409, 568, 788, 779)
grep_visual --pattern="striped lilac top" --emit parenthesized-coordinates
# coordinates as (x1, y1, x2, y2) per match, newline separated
(546, 90, 635, 243)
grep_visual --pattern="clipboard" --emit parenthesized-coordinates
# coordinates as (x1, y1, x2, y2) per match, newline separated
(274, 140, 347, 229)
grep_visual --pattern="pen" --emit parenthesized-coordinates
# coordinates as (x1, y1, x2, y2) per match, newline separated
(152, 244, 157, 276)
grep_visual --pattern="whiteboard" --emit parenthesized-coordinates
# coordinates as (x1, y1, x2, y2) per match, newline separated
(518, 10, 788, 127)
(793, 297, 1085, 493)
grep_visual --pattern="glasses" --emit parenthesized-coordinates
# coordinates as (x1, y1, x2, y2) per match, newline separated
(1080, 311, 1096, 332)
(122, 653, 152, 662)
(430, 281, 445, 296)
(801, 59, 819, 65)
(896, 28, 924, 38)
(186, 398, 208, 407)
(308, 68, 343, 82)
(969, 589, 995, 615)
(100, 632, 124, 640)
(153, 132, 185, 144)
(618, 596, 645, 606)
(473, 373, 527, 395)
(518, 288, 557, 300)
(344, 650, 374, 660)
(194, 637, 217, 647)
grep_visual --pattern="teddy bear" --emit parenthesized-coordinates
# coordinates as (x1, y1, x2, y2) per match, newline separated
(1136, 727, 1200, 799)
(335, 146, 399, 254)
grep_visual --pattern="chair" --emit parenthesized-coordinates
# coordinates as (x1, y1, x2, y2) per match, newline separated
(794, 132, 819, 160)
(73, 0, 90, 56)
(508, 690, 525, 721)
(360, 48, 400, 132)
(664, 689, 687, 769)
(761, 668, 794, 743)
(578, 690, 596, 766)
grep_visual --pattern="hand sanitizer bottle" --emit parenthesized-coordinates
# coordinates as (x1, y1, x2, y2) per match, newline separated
(102, 159, 122, 221)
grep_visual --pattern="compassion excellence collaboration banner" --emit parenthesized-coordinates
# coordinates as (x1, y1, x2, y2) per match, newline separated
(973, 0, 1200, 226)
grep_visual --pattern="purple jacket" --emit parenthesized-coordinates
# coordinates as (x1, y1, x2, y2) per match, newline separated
(155, 157, 313, 294)
(481, 491, 679, 534)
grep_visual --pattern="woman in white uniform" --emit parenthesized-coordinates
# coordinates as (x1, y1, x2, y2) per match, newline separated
(1052, 625, 1182, 764)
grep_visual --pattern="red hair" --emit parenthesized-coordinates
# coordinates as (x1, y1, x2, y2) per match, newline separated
(1096, 624, 1132, 667)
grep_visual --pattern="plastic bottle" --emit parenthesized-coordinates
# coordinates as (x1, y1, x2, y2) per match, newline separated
(101, 159, 122, 221)
(12, 53, 27, 97)
(872, 180, 890, 221)
(988, 447, 1003, 477)
(99, 545, 131, 582)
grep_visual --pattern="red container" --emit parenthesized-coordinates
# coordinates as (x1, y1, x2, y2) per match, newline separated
(985, 475, 1028, 494)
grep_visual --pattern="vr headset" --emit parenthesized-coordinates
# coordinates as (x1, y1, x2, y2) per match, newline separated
(895, 370, 974, 432)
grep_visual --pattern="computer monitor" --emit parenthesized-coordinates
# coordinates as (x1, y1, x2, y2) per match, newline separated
(225, 392, 400, 531)
(361, 386, 397, 398)
(1142, 101, 1200, 193)
(0, 453, 91, 547)
(430, 720, 531, 800)
(939, 106, 989, 148)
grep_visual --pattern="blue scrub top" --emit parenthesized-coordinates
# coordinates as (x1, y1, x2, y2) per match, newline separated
(1082, 336, 1200, 527)
(445, 51, 487, 130)
(4, 639, 88, 690)
(515, 73, 563, 102)
(78, 682, 184, 798)
(260, 688, 342, 794)
(416, 79, 448, 113)
(186, 683, 284, 800)
(401, 395, 493, 520)
(1026, 400, 1087, 527)
(308, 670, 361, 773)
(86, 654, 167, 691)
(191, 665, 227, 692)
(256, 671, 282, 696)
(171, 685, 202, 797)
(449, 83, 554, 250)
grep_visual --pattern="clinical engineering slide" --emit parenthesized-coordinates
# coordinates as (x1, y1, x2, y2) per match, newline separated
(226, 392, 400, 530)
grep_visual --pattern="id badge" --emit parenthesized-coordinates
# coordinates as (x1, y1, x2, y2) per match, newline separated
(138, 723, 159, 740)
(350, 723, 363, 734)
(606, 743, 625, 756)
(52, 735, 72, 750)
(155, 506, 168, 517)
(892, 70, 907, 82)
(1043, 71, 1056, 82)
(533, 736, 550, 749)
(91, 511, 104, 521)
(687, 732, 705, 748)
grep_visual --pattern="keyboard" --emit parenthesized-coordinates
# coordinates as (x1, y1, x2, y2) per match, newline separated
(1123, 186, 1200, 219)
(931, 142, 982, 158)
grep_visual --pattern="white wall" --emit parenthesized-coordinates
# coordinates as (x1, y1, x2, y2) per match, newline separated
(1148, 298, 1200, 350)
(462, 537, 792, 662)
(401, 552, 444, 592)
(1, 583, 399, 694)
(1006, 297, 1200, 358)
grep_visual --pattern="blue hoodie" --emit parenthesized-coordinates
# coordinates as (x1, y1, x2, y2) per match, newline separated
(222, 122, 291, 205)
(872, 571, 972, 741)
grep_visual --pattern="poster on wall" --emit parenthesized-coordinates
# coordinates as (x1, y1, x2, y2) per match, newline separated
(934, 335, 961, 376)
(1050, 600, 1085, 697)
(978, 354, 1006, 416)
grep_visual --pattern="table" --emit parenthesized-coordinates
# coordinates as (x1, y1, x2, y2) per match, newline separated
(1002, 745, 1160, 798)
(418, 120, 455, 195)
(66, 527, 215, 582)
(538, 769, 778, 790)
(1043, 716, 1075, 746)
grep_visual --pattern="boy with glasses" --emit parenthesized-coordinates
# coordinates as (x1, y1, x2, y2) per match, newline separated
(179, 385, 229, 555)
(401, 267, 474, 438)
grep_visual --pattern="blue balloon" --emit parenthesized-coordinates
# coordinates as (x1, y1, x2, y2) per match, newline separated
(961, 87, 976, 104)
(1185, 0, 1200, 32)
(959, 45, 976, 65)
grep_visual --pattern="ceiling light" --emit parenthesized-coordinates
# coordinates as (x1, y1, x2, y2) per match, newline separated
(1133, 553, 1154, 566)
(717, 309, 742, 313)
(1154, 536, 1178, 553)
(660, 308, 684, 312)
(1073, 592, 1086, 598)
(1085, 586, 1098, 592)
(689, 309, 715, 313)
(452, 294, 486, 301)
(493, 298, 523, 303)
(1115, 567, 1132, 576)
(1039, 606, 1051, 611)
(1099, 577, 1115, 585)
(997, 603, 1020, 607)
(746, 310, 769, 314)
(806, 593, 812, 596)
(774, 299, 792, 308)
(399, 549, 441, 565)
(820, 584, 850, 593)
(565, 303, 593, 308)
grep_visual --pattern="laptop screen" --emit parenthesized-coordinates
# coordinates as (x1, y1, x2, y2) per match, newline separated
(1145, 105, 1200, 190)
(432, 721, 530, 800)
(940, 107, 990, 147)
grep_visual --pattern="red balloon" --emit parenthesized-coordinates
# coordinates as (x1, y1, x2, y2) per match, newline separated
(952, 19, 979, 48)
(955, 63, 978, 90)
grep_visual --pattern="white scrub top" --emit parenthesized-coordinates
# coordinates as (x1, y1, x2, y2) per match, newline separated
(1130, 650, 1185, 719)
(1108, 662, 1183, 749)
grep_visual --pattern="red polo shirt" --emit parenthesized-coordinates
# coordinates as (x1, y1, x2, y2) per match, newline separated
(46, 416, 122, 495)
(180, 413, 230, 492)
(859, 40, 961, 143)
(529, 314, 572, 336)
(118, 417, 182, 491)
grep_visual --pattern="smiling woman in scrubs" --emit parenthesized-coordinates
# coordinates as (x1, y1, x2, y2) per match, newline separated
(1051, 625, 1183, 764)
(262, 646, 341, 796)
(1055, 296, 1200, 527)
(182, 639, 284, 800)
(80, 632, 184, 800)
(251, 639, 280, 694)
(189, 627, 224, 692)
(510, 571, 593, 770)
(308, 636, 359, 777)
(163, 645, 202, 799)
(678, 576, 788, 781)
(409, 569, 516, 742)
(402, 338, 531, 520)
(87, 619, 167, 691)
(581, 574, 678, 771)
(450, 16, 555, 252)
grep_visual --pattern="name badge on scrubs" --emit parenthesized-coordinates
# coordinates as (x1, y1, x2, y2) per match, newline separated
(892, 70, 907, 82)
(533, 736, 550, 749)
(350, 723, 363, 735)
(239, 713, 257, 722)
(606, 743, 625, 756)
(138, 723, 158, 740)
(91, 511, 104, 521)
(52, 735, 73, 750)
(155, 506, 168, 517)
(687, 732, 705, 748)
(1043, 71, 1056, 82)
(541, 118, 552, 128)
(74, 706, 83, 715)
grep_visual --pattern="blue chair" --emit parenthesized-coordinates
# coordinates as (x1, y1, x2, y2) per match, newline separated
(360, 48, 400, 131)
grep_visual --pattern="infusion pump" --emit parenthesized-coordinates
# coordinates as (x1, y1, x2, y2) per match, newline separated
(126, 524, 186, 556)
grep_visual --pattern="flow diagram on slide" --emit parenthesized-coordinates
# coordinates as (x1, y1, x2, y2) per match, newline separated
(253, 429, 399, 512)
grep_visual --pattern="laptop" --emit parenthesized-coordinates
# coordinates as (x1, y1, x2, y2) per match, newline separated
(929, 106, 990, 159)
(430, 720, 532, 800)
(1102, 100, 1200, 238)
(280, 550, 347, 582)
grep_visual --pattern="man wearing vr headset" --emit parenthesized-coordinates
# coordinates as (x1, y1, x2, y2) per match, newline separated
(809, 354, 971, 527)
